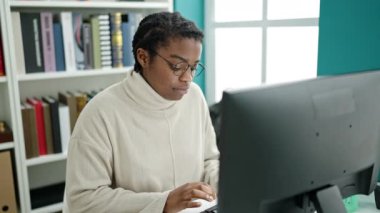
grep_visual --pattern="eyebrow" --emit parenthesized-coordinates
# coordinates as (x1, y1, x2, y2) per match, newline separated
(169, 54, 200, 64)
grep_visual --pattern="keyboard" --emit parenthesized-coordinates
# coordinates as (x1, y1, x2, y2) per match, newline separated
(201, 204, 218, 213)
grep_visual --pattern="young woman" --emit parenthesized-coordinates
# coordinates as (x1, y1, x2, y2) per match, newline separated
(64, 12, 219, 213)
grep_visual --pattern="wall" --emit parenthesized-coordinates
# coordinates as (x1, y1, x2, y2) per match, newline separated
(317, 0, 380, 76)
(174, 0, 205, 93)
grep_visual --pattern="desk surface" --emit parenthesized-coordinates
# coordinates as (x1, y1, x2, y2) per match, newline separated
(179, 193, 378, 213)
(356, 193, 378, 213)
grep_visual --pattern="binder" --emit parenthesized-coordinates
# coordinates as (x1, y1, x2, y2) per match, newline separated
(0, 151, 17, 213)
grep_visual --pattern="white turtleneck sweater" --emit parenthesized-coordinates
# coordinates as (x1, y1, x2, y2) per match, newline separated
(64, 71, 220, 213)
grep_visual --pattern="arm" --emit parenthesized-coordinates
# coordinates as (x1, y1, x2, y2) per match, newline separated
(65, 107, 169, 213)
(65, 137, 170, 213)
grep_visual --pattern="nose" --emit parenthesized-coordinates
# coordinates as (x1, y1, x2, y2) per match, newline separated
(179, 67, 193, 82)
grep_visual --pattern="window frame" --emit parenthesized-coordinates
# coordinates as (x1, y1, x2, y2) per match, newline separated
(205, 0, 319, 104)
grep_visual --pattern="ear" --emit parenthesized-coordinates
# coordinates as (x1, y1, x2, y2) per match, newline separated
(136, 48, 150, 68)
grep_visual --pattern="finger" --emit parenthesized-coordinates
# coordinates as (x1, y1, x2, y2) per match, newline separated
(185, 200, 202, 208)
(189, 189, 214, 201)
(198, 184, 214, 197)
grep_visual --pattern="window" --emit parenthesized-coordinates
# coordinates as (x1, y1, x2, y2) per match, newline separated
(205, 0, 320, 103)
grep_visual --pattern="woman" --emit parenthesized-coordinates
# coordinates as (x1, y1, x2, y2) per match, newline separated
(64, 12, 219, 213)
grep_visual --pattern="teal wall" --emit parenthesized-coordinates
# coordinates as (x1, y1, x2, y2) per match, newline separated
(174, 0, 205, 93)
(317, 0, 380, 76)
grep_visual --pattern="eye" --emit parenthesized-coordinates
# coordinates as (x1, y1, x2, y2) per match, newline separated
(190, 64, 199, 71)
(172, 62, 187, 71)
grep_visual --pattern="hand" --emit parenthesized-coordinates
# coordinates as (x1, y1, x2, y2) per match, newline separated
(163, 182, 216, 213)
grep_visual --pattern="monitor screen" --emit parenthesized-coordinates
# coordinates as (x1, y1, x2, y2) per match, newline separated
(218, 70, 380, 213)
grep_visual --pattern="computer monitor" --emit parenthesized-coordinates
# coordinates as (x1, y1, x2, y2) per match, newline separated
(218, 70, 380, 213)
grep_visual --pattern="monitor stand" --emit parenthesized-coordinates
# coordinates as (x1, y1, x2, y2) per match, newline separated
(313, 185, 346, 213)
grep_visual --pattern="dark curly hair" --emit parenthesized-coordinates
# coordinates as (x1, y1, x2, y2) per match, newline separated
(132, 12, 204, 73)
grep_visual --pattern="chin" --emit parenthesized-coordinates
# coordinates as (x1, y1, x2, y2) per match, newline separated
(164, 93, 185, 101)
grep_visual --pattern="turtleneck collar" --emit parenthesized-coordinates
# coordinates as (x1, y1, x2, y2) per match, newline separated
(123, 71, 177, 111)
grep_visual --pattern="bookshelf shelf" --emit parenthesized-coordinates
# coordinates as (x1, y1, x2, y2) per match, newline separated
(0, 142, 15, 151)
(26, 153, 67, 167)
(10, 1, 169, 11)
(18, 67, 132, 81)
(31, 202, 63, 213)
(0, 76, 6, 83)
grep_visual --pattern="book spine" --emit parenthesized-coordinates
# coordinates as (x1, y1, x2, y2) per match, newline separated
(58, 104, 70, 153)
(20, 13, 45, 73)
(91, 15, 101, 69)
(98, 14, 112, 69)
(11, 12, 26, 75)
(72, 13, 85, 70)
(121, 13, 135, 67)
(42, 102, 54, 154)
(40, 12, 56, 72)
(60, 12, 76, 72)
(53, 22, 66, 71)
(111, 13, 123, 68)
(50, 99, 62, 153)
(82, 23, 94, 69)
(22, 103, 39, 158)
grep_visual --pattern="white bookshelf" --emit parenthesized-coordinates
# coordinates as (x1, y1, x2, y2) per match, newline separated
(0, 0, 173, 212)
(0, 141, 15, 150)
(18, 67, 132, 81)
(10, 1, 170, 10)
(31, 202, 63, 213)
(26, 153, 67, 167)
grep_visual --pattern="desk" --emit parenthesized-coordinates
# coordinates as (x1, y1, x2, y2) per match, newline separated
(356, 193, 378, 213)
(178, 194, 378, 213)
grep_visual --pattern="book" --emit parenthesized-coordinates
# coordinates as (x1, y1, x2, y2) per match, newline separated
(40, 12, 56, 72)
(58, 104, 70, 153)
(72, 91, 88, 117)
(82, 22, 94, 69)
(90, 15, 101, 69)
(58, 92, 77, 132)
(121, 13, 135, 67)
(26, 98, 47, 156)
(53, 17, 66, 72)
(72, 13, 85, 70)
(111, 13, 123, 68)
(41, 101, 54, 154)
(60, 12, 76, 72)
(20, 13, 45, 73)
(0, 151, 17, 213)
(21, 102, 39, 159)
(98, 14, 112, 69)
(11, 12, 26, 75)
(42, 96, 62, 153)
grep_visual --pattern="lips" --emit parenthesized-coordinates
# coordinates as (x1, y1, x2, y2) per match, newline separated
(175, 87, 189, 91)
(174, 86, 189, 95)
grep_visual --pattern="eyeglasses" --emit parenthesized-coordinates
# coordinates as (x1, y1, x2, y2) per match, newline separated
(153, 51, 205, 77)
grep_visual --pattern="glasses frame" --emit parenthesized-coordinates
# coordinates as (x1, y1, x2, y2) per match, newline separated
(152, 50, 205, 77)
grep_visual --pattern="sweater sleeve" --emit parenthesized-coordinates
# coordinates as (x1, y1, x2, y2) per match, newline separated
(202, 102, 220, 192)
(65, 138, 170, 213)
(64, 104, 169, 213)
